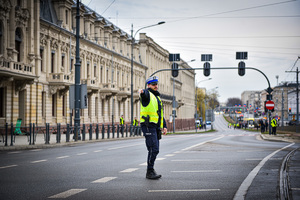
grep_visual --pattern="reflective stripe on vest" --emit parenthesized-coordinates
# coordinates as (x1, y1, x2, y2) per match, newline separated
(140, 91, 163, 128)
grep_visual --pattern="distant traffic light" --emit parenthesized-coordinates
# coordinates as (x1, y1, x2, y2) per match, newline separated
(203, 62, 210, 76)
(171, 63, 179, 77)
(238, 61, 245, 76)
(289, 107, 291, 113)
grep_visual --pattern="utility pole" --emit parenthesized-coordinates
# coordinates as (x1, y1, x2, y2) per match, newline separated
(74, 0, 81, 140)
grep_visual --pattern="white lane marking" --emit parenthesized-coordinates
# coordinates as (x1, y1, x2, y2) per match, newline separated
(156, 158, 166, 161)
(173, 151, 182, 154)
(246, 159, 262, 161)
(171, 159, 210, 162)
(8, 151, 22, 154)
(48, 189, 87, 199)
(0, 165, 18, 169)
(233, 143, 295, 200)
(139, 162, 147, 166)
(120, 168, 139, 173)
(76, 153, 87, 156)
(108, 143, 142, 150)
(92, 177, 117, 183)
(165, 154, 175, 157)
(149, 189, 220, 192)
(31, 160, 47, 163)
(30, 149, 42, 152)
(56, 156, 70, 159)
(182, 136, 224, 151)
(171, 170, 222, 173)
(94, 150, 102, 153)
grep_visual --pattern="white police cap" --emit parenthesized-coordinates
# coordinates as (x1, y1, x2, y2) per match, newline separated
(146, 76, 159, 84)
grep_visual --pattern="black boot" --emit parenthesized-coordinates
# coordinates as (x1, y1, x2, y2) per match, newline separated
(146, 169, 161, 179)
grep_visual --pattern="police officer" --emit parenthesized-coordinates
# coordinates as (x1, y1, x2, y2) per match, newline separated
(120, 114, 124, 135)
(139, 76, 167, 179)
(271, 117, 277, 135)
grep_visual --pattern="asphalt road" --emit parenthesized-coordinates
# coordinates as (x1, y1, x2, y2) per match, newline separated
(0, 115, 299, 200)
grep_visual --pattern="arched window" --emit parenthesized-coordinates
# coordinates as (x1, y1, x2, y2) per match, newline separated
(15, 28, 22, 62)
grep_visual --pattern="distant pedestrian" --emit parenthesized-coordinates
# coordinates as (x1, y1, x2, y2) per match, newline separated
(120, 114, 124, 135)
(271, 117, 277, 135)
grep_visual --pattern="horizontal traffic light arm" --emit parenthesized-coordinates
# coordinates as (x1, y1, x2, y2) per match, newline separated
(148, 67, 271, 94)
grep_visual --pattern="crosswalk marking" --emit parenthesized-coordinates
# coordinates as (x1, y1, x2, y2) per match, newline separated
(120, 168, 139, 173)
(93, 150, 102, 153)
(171, 159, 210, 162)
(48, 189, 87, 199)
(92, 177, 117, 183)
(156, 158, 166, 161)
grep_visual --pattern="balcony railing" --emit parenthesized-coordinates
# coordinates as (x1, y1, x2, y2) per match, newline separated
(0, 58, 35, 77)
(48, 73, 72, 85)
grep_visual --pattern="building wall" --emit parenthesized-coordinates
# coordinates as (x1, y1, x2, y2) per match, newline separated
(0, 0, 195, 127)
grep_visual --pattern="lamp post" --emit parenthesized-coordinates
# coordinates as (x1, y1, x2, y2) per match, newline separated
(130, 21, 165, 127)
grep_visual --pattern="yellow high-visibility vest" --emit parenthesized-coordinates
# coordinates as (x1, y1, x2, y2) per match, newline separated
(271, 119, 277, 127)
(140, 91, 163, 129)
(120, 117, 124, 125)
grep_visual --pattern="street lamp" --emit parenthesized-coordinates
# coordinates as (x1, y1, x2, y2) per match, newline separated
(130, 21, 165, 127)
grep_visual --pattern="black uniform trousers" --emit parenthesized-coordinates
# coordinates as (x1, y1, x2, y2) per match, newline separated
(141, 125, 159, 170)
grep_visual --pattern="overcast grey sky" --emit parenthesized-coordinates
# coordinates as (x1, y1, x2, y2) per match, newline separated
(81, 0, 300, 102)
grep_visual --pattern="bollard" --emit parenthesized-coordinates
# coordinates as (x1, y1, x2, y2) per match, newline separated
(89, 124, 92, 140)
(45, 123, 49, 144)
(75, 123, 78, 141)
(125, 124, 128, 137)
(5, 123, 8, 146)
(102, 124, 105, 139)
(139, 126, 142, 136)
(117, 125, 119, 138)
(112, 124, 115, 138)
(29, 123, 32, 145)
(130, 125, 133, 137)
(82, 124, 86, 141)
(96, 124, 99, 140)
(32, 123, 35, 145)
(10, 123, 13, 146)
(66, 124, 70, 142)
(107, 124, 110, 139)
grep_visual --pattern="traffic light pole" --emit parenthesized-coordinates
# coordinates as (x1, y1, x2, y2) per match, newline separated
(148, 67, 272, 95)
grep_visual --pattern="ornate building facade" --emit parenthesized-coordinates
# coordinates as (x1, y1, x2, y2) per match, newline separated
(0, 0, 195, 127)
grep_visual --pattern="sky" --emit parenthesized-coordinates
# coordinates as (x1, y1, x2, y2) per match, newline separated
(81, 0, 300, 103)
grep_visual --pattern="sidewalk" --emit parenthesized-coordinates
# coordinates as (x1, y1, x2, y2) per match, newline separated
(0, 132, 142, 151)
(260, 133, 300, 143)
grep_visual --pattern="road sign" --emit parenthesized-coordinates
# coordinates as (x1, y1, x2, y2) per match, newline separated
(265, 100, 275, 110)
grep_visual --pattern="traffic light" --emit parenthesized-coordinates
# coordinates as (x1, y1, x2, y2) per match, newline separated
(171, 63, 179, 77)
(289, 108, 291, 113)
(238, 61, 245, 76)
(203, 62, 210, 76)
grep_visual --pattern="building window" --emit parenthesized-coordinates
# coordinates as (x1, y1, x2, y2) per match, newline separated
(65, 10, 68, 25)
(52, 94, 56, 117)
(87, 63, 90, 78)
(15, 28, 22, 62)
(61, 54, 65, 69)
(42, 92, 45, 118)
(17, 0, 21, 7)
(100, 67, 103, 83)
(62, 95, 66, 117)
(0, 87, 5, 117)
(94, 65, 96, 78)
(70, 58, 73, 72)
(95, 97, 98, 117)
(51, 51, 55, 73)
(40, 48, 44, 72)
